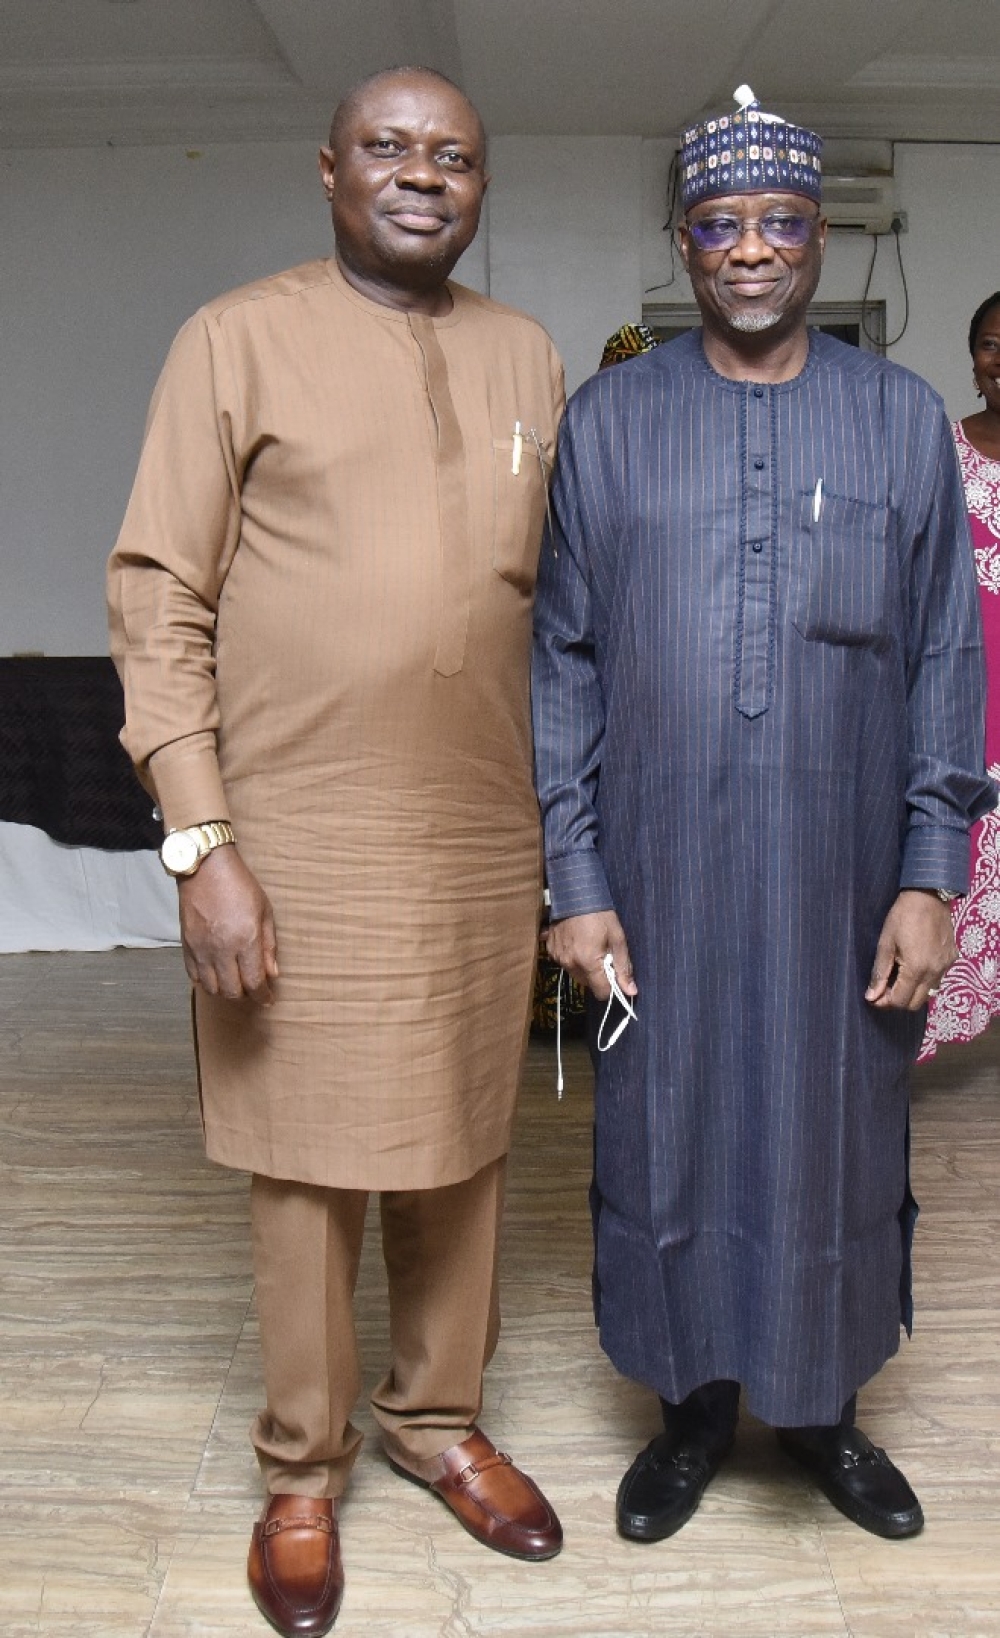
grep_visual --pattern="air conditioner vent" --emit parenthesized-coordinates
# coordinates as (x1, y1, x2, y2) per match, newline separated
(822, 175, 897, 235)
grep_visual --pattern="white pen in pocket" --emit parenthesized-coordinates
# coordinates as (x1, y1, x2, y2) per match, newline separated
(512, 420, 523, 475)
(812, 478, 824, 523)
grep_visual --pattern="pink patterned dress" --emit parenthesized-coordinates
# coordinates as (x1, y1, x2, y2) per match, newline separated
(920, 422, 1000, 1059)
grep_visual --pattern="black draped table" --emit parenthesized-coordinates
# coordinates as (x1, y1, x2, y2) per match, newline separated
(0, 657, 160, 851)
(0, 658, 177, 951)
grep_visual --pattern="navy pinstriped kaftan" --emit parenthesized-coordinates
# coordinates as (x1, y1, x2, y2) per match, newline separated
(532, 330, 994, 1427)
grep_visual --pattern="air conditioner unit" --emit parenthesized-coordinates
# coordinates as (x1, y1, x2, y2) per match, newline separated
(822, 175, 898, 234)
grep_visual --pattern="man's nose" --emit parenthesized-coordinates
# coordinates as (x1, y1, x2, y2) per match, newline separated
(395, 151, 446, 190)
(731, 224, 775, 265)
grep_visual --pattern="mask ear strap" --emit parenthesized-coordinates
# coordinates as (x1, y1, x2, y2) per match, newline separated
(596, 952, 638, 1052)
(555, 968, 565, 1099)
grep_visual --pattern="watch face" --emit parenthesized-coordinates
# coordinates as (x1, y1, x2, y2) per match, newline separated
(161, 830, 200, 875)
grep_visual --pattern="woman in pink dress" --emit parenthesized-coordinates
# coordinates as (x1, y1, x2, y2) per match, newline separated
(921, 291, 1000, 1058)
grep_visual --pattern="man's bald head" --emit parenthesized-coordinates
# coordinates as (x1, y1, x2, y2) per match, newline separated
(328, 66, 485, 159)
(318, 63, 488, 314)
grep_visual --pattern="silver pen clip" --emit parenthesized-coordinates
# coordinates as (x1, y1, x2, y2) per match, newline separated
(528, 426, 556, 550)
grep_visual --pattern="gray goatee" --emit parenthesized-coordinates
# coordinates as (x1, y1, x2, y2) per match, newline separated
(729, 310, 781, 334)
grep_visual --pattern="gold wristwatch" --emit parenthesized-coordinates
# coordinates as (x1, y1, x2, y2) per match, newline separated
(159, 820, 236, 878)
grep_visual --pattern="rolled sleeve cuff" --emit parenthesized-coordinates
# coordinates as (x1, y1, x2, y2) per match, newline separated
(545, 849, 616, 922)
(899, 825, 972, 897)
(148, 734, 230, 833)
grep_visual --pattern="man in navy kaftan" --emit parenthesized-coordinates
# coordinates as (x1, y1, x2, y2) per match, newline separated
(533, 89, 994, 1544)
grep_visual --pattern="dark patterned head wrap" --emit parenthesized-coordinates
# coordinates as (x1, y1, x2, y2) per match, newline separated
(680, 85, 822, 211)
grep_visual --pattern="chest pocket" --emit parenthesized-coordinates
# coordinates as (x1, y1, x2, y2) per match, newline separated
(792, 489, 891, 644)
(492, 437, 550, 595)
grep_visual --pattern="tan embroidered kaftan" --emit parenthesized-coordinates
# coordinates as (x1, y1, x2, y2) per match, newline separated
(109, 257, 564, 1189)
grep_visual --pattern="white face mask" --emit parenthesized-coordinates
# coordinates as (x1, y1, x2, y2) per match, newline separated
(555, 952, 638, 1099)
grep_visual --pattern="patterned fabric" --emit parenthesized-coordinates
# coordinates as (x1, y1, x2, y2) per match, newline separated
(532, 329, 992, 1427)
(920, 423, 1000, 1058)
(531, 947, 587, 1034)
(599, 324, 659, 371)
(680, 86, 822, 210)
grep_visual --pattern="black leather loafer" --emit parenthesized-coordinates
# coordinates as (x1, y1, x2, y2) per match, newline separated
(777, 1424, 924, 1539)
(616, 1429, 733, 1542)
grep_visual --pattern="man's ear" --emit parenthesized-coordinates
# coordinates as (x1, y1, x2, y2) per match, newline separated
(676, 222, 691, 273)
(318, 146, 335, 200)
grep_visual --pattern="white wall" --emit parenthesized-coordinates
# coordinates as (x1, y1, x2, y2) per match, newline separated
(891, 143, 1000, 415)
(487, 136, 642, 400)
(1, 144, 325, 656)
(2, 136, 997, 655)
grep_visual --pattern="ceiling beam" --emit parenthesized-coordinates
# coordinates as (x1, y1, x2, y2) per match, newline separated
(456, 0, 779, 135)
(250, 0, 462, 98)
(730, 0, 938, 109)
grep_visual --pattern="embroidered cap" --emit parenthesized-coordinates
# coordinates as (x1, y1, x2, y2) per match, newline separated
(679, 84, 822, 211)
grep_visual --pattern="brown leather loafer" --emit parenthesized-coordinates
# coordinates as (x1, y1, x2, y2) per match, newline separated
(388, 1428, 562, 1561)
(247, 1495, 344, 1636)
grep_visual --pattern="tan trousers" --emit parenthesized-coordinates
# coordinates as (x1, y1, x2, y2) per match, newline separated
(249, 1155, 506, 1498)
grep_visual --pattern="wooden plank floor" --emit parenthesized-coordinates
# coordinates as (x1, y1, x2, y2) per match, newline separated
(1, 948, 999, 1637)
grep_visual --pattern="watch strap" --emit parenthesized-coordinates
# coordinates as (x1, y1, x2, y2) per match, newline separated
(194, 820, 236, 854)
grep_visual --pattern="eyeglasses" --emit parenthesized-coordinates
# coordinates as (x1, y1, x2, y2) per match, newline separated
(686, 212, 819, 252)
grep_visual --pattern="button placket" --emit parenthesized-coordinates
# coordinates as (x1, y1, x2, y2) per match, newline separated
(734, 386, 775, 719)
(408, 314, 471, 678)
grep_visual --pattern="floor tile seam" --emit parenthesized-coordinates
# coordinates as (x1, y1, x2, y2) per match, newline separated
(0, 1490, 206, 1513)
(143, 1287, 258, 1637)
(188, 1283, 259, 1499)
(914, 1194, 1000, 1218)
(141, 1492, 196, 1638)
(0, 1351, 254, 1367)
(815, 1508, 856, 1638)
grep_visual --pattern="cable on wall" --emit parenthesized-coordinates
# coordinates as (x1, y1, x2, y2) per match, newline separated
(645, 150, 684, 294)
(861, 218, 911, 348)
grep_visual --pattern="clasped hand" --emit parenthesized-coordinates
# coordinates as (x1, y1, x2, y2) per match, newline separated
(177, 846, 279, 1005)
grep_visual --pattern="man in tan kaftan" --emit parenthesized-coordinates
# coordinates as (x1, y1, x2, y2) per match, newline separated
(109, 68, 564, 1637)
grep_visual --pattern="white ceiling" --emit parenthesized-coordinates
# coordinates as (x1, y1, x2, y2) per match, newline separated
(2, 0, 999, 148)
